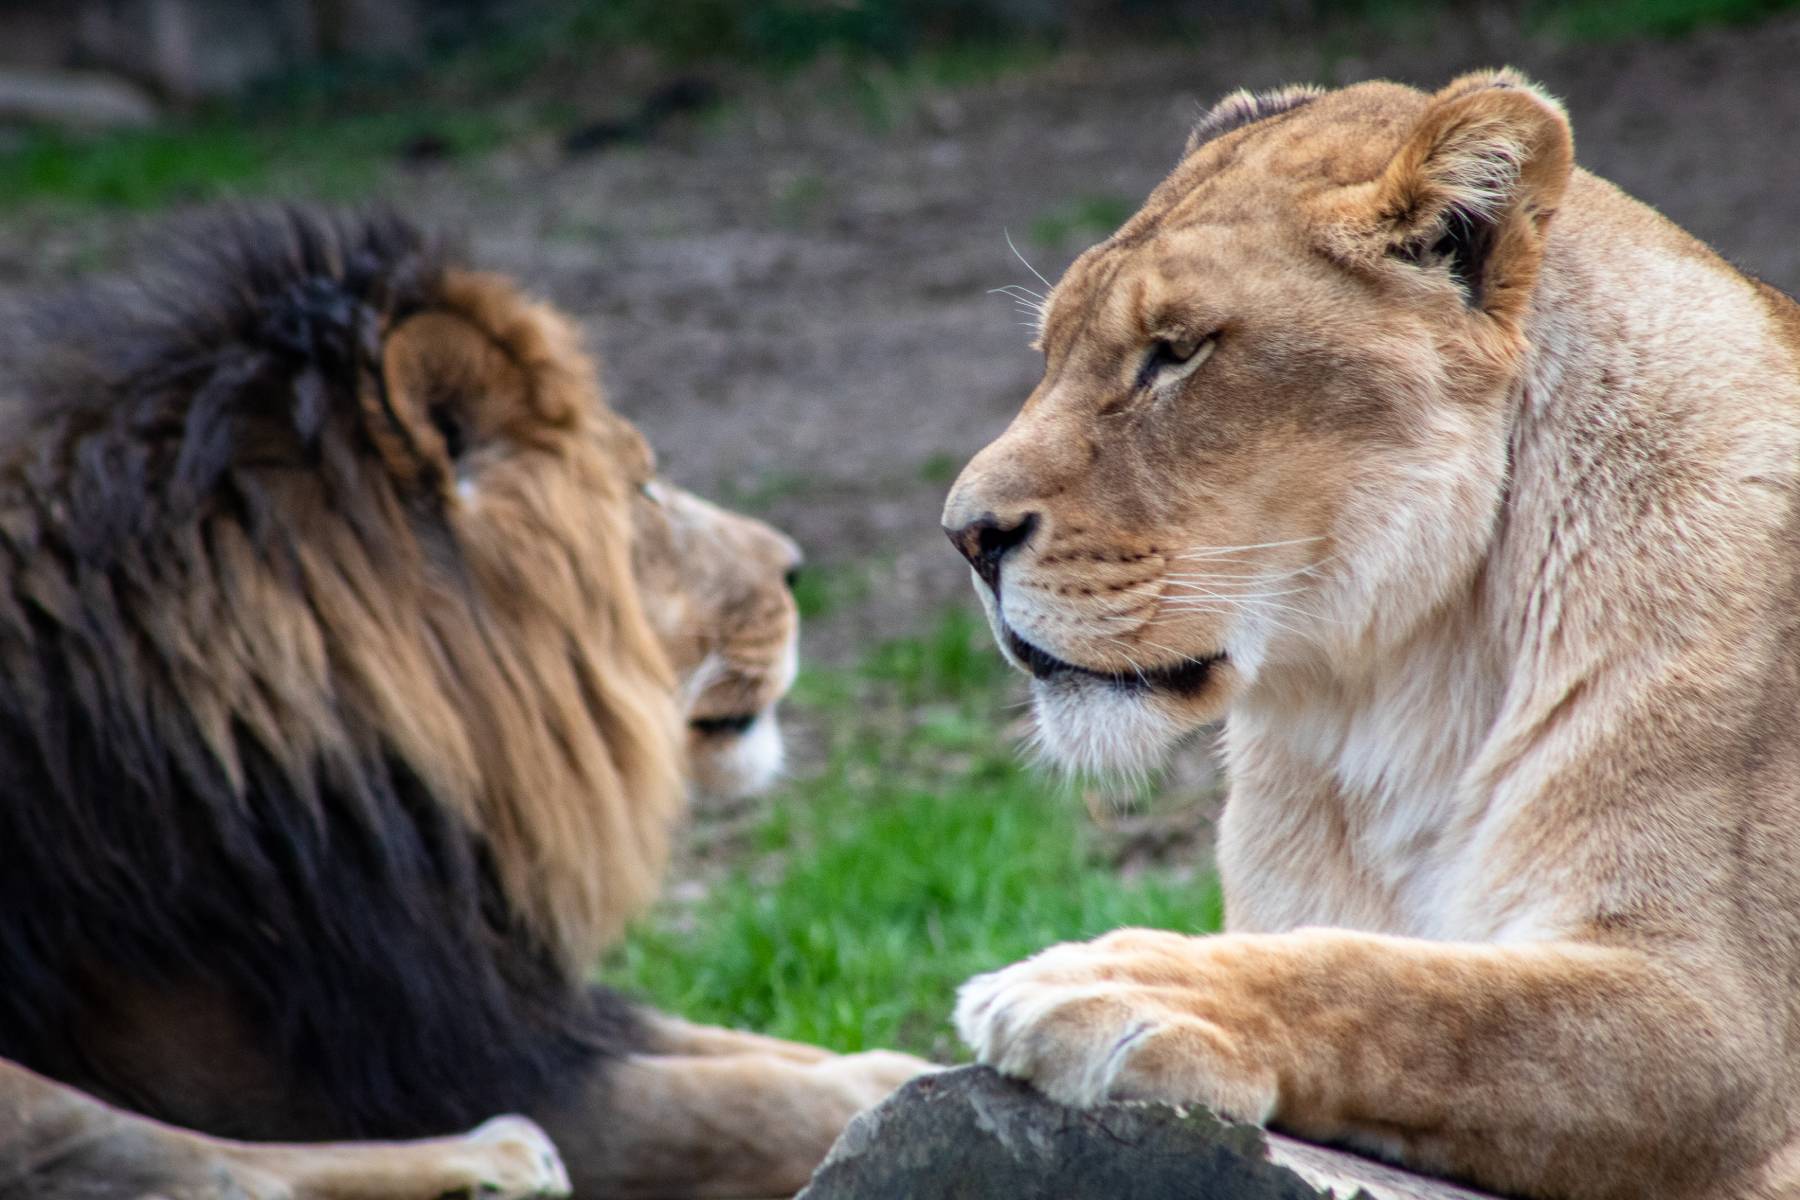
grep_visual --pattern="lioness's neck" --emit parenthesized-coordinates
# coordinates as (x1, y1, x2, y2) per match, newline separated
(1221, 169, 1800, 940)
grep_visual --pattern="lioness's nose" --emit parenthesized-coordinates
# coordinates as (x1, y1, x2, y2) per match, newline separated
(945, 512, 1038, 595)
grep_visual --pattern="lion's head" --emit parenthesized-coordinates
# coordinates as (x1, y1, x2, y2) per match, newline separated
(0, 212, 799, 1125)
(944, 71, 1573, 773)
(632, 480, 801, 802)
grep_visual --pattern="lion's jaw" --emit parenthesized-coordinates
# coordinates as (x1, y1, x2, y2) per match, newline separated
(946, 74, 1570, 775)
(633, 481, 802, 801)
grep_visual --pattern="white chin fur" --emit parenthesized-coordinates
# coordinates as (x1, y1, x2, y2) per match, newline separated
(692, 709, 785, 801)
(1029, 676, 1189, 777)
(974, 576, 1193, 776)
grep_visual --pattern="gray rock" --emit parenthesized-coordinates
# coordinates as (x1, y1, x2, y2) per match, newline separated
(0, 69, 157, 129)
(798, 1066, 1496, 1200)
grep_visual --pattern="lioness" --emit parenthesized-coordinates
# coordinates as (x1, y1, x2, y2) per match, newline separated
(0, 210, 925, 1199)
(943, 71, 1800, 1199)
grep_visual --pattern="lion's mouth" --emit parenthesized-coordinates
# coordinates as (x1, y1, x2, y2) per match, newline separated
(1003, 627, 1222, 698)
(690, 712, 758, 737)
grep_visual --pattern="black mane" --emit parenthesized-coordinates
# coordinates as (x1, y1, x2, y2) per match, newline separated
(0, 208, 638, 1139)
(8, 209, 446, 555)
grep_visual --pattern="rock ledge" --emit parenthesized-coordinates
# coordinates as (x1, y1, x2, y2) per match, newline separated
(798, 1066, 1494, 1200)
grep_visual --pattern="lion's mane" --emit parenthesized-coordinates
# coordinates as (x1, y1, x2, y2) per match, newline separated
(0, 210, 681, 1137)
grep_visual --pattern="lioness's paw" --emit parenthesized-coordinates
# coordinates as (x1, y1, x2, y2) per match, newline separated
(954, 930, 1278, 1122)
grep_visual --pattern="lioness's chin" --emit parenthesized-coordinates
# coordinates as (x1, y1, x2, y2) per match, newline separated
(1010, 643, 1232, 775)
(1028, 674, 1200, 774)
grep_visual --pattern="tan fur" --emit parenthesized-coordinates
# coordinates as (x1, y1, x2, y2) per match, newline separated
(944, 71, 1800, 1199)
(366, 270, 684, 966)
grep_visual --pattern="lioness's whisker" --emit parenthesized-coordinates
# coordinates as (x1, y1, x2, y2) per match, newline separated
(1172, 535, 1328, 557)
(1133, 636, 1216, 669)
(1098, 634, 1153, 687)
(1160, 584, 1310, 600)
(1004, 227, 1055, 291)
(1164, 555, 1338, 583)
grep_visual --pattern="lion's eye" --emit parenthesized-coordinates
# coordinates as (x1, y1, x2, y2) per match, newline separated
(1137, 334, 1216, 391)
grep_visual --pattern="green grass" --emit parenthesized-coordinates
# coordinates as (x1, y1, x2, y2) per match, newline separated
(0, 107, 509, 210)
(1029, 194, 1136, 249)
(605, 608, 1221, 1061)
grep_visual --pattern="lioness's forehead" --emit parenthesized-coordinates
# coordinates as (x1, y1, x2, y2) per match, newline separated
(1159, 81, 1429, 215)
(1041, 80, 1432, 347)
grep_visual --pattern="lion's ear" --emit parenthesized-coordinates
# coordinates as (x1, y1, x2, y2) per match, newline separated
(1355, 70, 1573, 322)
(376, 311, 527, 491)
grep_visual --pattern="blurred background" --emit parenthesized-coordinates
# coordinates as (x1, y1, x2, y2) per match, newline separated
(4, 0, 1795, 1062)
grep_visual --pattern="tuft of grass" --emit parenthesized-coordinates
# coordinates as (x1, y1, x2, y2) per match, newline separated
(718, 468, 818, 514)
(553, 0, 1045, 71)
(605, 607, 1221, 1060)
(916, 451, 963, 486)
(0, 108, 509, 210)
(771, 171, 831, 227)
(0, 125, 264, 209)
(787, 562, 876, 622)
(830, 40, 1055, 132)
(1029, 194, 1136, 249)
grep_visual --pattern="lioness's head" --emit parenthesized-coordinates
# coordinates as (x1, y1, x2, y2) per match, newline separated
(944, 71, 1573, 772)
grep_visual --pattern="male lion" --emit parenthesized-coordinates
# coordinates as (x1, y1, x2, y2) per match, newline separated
(0, 209, 924, 1199)
(943, 71, 1800, 1199)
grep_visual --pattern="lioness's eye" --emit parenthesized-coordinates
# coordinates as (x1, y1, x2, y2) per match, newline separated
(1137, 334, 1216, 390)
(1159, 335, 1201, 363)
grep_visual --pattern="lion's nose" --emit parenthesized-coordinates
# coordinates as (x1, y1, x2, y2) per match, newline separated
(945, 512, 1038, 595)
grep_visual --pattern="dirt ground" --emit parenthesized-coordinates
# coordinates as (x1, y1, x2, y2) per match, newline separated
(4, 8, 1798, 670)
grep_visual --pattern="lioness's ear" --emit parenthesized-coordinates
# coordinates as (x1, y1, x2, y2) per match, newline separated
(1351, 70, 1572, 322)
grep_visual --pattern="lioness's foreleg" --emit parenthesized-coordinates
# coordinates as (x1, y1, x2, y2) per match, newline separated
(0, 1058, 569, 1200)
(957, 929, 1775, 1200)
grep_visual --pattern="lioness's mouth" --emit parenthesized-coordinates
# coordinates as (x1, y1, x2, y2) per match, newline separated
(1003, 627, 1222, 697)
